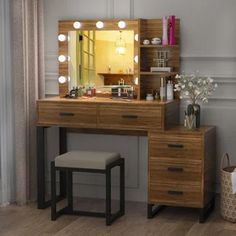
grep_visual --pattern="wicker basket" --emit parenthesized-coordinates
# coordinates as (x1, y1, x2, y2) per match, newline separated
(220, 153, 236, 222)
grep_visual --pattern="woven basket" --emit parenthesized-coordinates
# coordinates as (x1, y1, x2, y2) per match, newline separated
(220, 153, 236, 222)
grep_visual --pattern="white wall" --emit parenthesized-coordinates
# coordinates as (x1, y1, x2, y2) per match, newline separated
(44, 0, 236, 201)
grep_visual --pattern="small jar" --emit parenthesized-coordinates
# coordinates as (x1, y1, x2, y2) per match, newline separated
(146, 93, 154, 101)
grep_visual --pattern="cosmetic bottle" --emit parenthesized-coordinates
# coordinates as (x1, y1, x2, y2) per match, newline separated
(160, 78, 166, 101)
(162, 16, 168, 45)
(166, 80, 173, 101)
(169, 15, 176, 45)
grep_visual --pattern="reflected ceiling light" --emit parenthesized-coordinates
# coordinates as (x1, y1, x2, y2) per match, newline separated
(73, 21, 81, 29)
(134, 55, 138, 63)
(67, 56, 71, 61)
(67, 76, 71, 82)
(116, 31, 126, 55)
(58, 34, 66, 42)
(58, 55, 66, 62)
(96, 21, 104, 29)
(134, 77, 139, 85)
(134, 34, 139, 42)
(58, 76, 67, 84)
(118, 21, 126, 29)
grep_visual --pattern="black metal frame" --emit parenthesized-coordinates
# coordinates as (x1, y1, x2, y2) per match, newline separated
(199, 197, 215, 223)
(147, 197, 215, 223)
(37, 126, 67, 209)
(147, 204, 165, 218)
(51, 158, 125, 226)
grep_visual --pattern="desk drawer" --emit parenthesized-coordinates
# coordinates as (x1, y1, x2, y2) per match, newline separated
(149, 157, 202, 183)
(149, 134, 203, 160)
(37, 102, 97, 127)
(98, 104, 162, 130)
(149, 182, 202, 207)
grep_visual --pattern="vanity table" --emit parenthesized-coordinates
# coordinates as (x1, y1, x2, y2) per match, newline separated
(36, 18, 216, 223)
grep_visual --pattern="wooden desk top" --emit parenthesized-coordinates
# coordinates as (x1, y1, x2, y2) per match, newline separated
(37, 96, 179, 106)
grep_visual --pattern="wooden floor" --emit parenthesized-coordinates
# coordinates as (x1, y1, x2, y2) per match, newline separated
(0, 198, 236, 236)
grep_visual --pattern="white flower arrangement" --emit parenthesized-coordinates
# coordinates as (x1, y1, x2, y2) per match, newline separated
(174, 74, 218, 104)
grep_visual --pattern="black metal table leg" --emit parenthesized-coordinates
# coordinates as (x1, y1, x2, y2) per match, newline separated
(147, 204, 165, 219)
(199, 197, 215, 223)
(59, 127, 67, 198)
(37, 126, 48, 209)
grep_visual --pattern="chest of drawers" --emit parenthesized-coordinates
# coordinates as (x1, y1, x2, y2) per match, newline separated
(148, 127, 216, 222)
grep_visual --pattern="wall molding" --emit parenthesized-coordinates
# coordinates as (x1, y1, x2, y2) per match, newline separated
(106, 0, 114, 18)
(181, 56, 236, 62)
(130, 0, 134, 18)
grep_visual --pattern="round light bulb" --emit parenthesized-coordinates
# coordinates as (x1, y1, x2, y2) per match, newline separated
(58, 55, 66, 62)
(73, 21, 81, 29)
(96, 21, 104, 29)
(118, 21, 126, 29)
(134, 34, 139, 42)
(58, 76, 67, 84)
(58, 34, 66, 42)
(134, 55, 138, 63)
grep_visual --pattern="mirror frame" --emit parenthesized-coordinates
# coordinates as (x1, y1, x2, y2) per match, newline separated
(58, 19, 140, 98)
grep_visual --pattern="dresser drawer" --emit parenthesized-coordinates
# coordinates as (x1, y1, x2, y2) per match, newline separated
(149, 134, 203, 160)
(37, 102, 97, 127)
(149, 182, 202, 208)
(149, 157, 202, 183)
(98, 104, 162, 130)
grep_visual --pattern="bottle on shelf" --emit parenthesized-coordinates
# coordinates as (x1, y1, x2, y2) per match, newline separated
(160, 77, 166, 101)
(162, 16, 168, 46)
(169, 15, 176, 45)
(166, 80, 174, 101)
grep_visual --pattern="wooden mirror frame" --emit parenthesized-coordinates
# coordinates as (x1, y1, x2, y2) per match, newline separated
(58, 19, 140, 98)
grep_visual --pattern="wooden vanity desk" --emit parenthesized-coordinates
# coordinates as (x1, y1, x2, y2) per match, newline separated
(36, 18, 216, 223)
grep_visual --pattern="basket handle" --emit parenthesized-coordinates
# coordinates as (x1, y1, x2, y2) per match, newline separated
(221, 153, 231, 169)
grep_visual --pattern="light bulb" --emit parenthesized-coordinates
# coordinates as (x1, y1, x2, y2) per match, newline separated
(134, 34, 139, 42)
(58, 55, 66, 62)
(58, 34, 66, 42)
(134, 55, 138, 63)
(118, 21, 126, 29)
(73, 21, 81, 29)
(58, 76, 67, 84)
(96, 21, 104, 29)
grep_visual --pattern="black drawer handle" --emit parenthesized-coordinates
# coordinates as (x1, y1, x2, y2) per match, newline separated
(168, 144, 184, 148)
(59, 112, 75, 116)
(167, 167, 184, 172)
(168, 190, 183, 195)
(122, 115, 138, 119)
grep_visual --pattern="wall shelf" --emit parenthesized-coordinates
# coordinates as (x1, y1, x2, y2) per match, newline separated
(140, 45, 179, 49)
(140, 72, 178, 76)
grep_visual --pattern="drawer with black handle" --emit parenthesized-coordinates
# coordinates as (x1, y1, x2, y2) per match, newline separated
(98, 104, 162, 130)
(149, 182, 202, 208)
(149, 157, 202, 183)
(37, 101, 97, 127)
(149, 133, 203, 160)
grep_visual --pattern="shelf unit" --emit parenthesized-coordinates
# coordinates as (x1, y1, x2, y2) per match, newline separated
(138, 19, 180, 99)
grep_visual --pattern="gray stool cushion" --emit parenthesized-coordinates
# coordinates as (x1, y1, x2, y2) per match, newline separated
(55, 151, 120, 170)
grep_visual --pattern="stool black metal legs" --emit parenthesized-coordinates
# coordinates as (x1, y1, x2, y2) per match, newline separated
(51, 158, 125, 225)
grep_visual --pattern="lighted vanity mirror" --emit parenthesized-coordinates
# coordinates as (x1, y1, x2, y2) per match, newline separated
(68, 30, 135, 91)
(58, 19, 139, 98)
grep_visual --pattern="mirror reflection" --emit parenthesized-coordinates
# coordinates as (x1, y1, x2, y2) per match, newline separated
(68, 30, 135, 92)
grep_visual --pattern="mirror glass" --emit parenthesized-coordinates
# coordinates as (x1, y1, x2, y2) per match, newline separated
(68, 30, 134, 90)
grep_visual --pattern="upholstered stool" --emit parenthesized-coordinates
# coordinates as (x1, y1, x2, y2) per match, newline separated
(51, 151, 125, 225)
